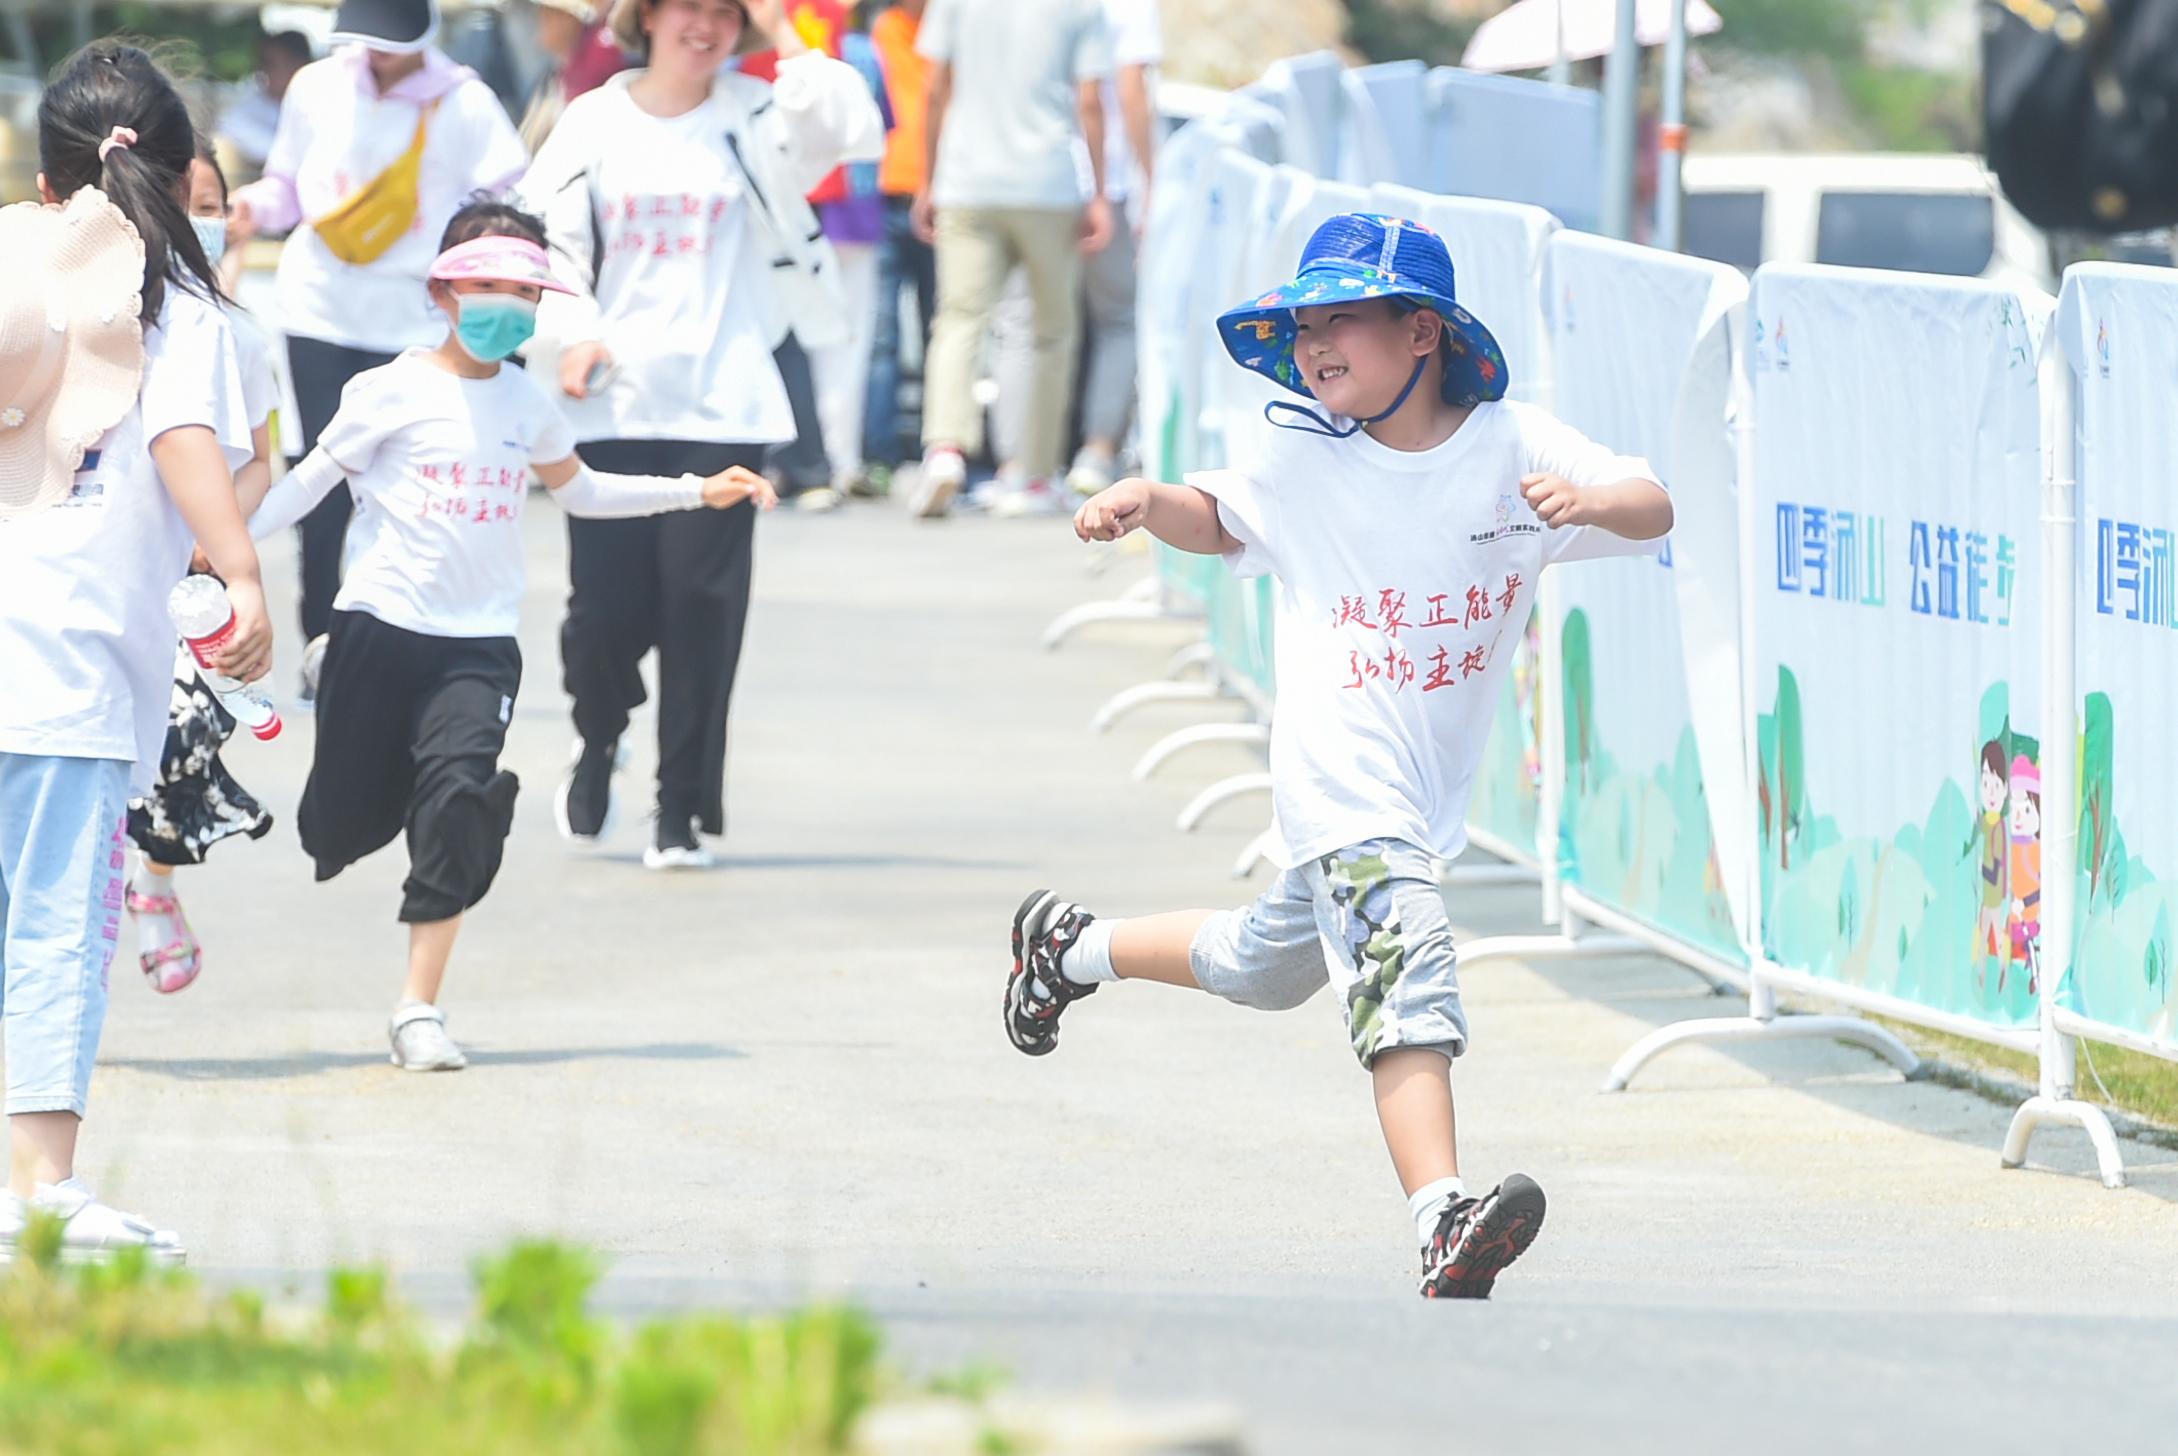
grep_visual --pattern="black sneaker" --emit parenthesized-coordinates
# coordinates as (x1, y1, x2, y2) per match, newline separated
(1420, 1174, 1547, 1300)
(554, 738, 618, 843)
(1005, 890, 1099, 1057)
(643, 810, 714, 871)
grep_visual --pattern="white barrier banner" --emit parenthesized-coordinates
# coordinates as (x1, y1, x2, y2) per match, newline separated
(1544, 234, 1748, 962)
(1342, 61, 1431, 189)
(2058, 264, 2178, 1050)
(1750, 265, 2047, 1026)
(1248, 51, 1345, 179)
(1427, 68, 1600, 231)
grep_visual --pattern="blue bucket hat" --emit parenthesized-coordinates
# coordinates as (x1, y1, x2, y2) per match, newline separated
(1218, 212, 1508, 437)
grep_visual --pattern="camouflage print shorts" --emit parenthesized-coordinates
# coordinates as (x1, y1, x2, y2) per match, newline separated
(1189, 838, 1468, 1067)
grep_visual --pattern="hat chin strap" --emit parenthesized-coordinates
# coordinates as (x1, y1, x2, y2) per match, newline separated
(1262, 356, 1427, 440)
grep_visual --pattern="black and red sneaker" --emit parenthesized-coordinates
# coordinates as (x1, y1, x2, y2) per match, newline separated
(1005, 890, 1099, 1057)
(1420, 1174, 1547, 1299)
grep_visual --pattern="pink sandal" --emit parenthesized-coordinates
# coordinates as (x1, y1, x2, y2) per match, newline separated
(125, 883, 201, 994)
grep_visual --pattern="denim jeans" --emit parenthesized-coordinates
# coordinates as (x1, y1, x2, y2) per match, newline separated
(864, 196, 936, 467)
(0, 753, 129, 1117)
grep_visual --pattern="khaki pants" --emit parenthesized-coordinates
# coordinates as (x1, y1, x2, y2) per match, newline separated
(922, 205, 1083, 479)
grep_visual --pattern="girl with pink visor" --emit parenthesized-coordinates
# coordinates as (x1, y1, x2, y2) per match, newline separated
(244, 200, 777, 1074)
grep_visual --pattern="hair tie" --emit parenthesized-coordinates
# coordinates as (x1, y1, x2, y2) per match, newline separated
(97, 126, 137, 162)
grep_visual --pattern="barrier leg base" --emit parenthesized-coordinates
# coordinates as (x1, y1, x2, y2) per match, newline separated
(1133, 722, 1271, 780)
(2001, 1095, 2127, 1189)
(1089, 680, 1223, 734)
(1178, 773, 1274, 832)
(1232, 827, 1277, 879)
(1164, 642, 1214, 680)
(1041, 580, 1171, 652)
(1457, 932, 1642, 969)
(1602, 1013, 1921, 1092)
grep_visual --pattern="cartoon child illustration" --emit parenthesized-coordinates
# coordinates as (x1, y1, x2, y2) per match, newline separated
(2005, 754, 2042, 995)
(1967, 739, 2009, 988)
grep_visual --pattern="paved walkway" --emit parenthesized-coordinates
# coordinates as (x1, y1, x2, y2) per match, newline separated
(85, 501, 2178, 1452)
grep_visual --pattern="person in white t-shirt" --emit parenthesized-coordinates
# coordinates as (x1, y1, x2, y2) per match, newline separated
(1006, 214, 1674, 1301)
(989, 0, 1158, 500)
(1068, 0, 1158, 495)
(120, 144, 290, 999)
(517, 0, 882, 868)
(1, 43, 275, 1267)
(248, 203, 776, 1072)
(230, 0, 529, 703)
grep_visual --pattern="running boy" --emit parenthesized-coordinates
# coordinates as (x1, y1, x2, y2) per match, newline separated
(248, 199, 776, 1072)
(1006, 214, 1673, 1299)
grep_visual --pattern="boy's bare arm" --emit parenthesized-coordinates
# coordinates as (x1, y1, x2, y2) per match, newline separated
(1521, 473, 1674, 541)
(1075, 478, 1241, 555)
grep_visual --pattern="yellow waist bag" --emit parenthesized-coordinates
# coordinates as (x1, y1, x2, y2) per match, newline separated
(312, 102, 437, 266)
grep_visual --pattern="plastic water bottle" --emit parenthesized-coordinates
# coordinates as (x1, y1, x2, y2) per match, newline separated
(167, 575, 281, 741)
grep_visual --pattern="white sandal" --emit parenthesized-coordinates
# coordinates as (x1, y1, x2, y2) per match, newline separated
(0, 1177, 186, 1266)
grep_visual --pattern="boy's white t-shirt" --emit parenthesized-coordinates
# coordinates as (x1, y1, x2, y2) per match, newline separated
(314, 352, 577, 639)
(0, 286, 251, 791)
(1194, 400, 1663, 870)
(519, 81, 793, 447)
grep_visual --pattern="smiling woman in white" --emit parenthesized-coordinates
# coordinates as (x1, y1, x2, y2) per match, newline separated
(518, 0, 882, 867)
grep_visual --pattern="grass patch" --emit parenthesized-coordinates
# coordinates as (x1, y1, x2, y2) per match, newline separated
(0, 1236, 894, 1455)
(1864, 1016, 2178, 1139)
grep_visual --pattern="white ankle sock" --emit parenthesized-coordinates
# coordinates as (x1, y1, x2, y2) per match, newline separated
(1058, 918, 1120, 985)
(1409, 1176, 1469, 1247)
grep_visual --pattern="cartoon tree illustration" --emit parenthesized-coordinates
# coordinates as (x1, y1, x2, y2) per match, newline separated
(2080, 692, 2117, 909)
(1561, 609, 1594, 794)
(1773, 666, 1805, 870)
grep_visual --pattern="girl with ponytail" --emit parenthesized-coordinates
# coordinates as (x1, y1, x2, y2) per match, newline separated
(0, 41, 273, 1266)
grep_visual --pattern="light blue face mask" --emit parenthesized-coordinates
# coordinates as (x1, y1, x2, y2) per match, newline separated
(190, 214, 227, 268)
(453, 292, 539, 363)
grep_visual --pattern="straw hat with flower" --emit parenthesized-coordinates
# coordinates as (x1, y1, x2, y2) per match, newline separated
(0, 186, 146, 521)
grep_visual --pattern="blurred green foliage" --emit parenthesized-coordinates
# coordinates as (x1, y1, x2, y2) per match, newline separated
(0, 1233, 892, 1456)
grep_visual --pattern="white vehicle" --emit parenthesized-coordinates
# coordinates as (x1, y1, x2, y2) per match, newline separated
(1681, 152, 2056, 294)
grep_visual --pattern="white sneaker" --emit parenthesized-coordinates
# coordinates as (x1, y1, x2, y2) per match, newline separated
(553, 737, 625, 845)
(643, 813, 716, 871)
(389, 1002, 468, 1072)
(910, 447, 967, 519)
(1066, 451, 1116, 496)
(0, 1178, 186, 1266)
(989, 479, 1072, 518)
(795, 486, 842, 514)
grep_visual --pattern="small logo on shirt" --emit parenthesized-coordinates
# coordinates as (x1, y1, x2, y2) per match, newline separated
(498, 695, 513, 724)
(1469, 492, 1540, 546)
(57, 449, 106, 508)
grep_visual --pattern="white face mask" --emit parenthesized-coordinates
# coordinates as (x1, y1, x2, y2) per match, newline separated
(190, 214, 227, 268)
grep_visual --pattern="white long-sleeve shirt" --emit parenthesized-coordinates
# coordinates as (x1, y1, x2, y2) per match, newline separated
(235, 47, 528, 354)
(519, 54, 884, 446)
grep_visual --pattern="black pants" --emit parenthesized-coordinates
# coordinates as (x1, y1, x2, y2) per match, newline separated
(299, 610, 523, 924)
(767, 335, 830, 494)
(287, 335, 398, 641)
(565, 439, 763, 836)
